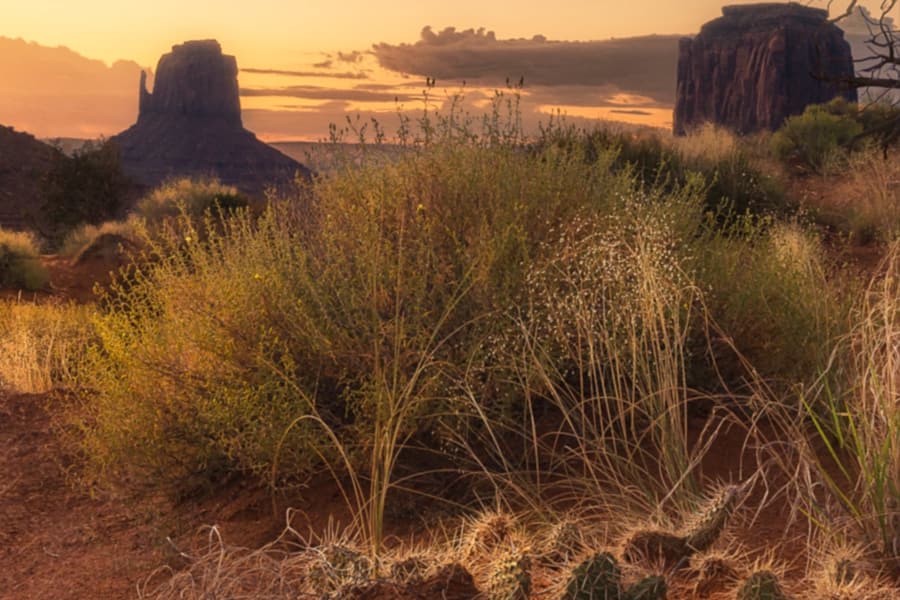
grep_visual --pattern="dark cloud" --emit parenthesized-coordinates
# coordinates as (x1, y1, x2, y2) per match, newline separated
(372, 27, 681, 104)
(241, 85, 416, 103)
(610, 109, 653, 116)
(313, 59, 333, 69)
(337, 50, 365, 63)
(241, 67, 369, 80)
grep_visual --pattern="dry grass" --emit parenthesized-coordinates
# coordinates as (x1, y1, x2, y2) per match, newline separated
(58, 218, 142, 259)
(0, 227, 48, 290)
(671, 123, 738, 165)
(0, 299, 94, 393)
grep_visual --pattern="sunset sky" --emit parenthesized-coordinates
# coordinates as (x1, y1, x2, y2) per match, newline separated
(0, 0, 891, 140)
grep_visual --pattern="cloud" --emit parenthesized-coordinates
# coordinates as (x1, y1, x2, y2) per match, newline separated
(372, 27, 681, 104)
(241, 67, 369, 80)
(241, 85, 416, 103)
(313, 59, 333, 69)
(337, 50, 365, 63)
(610, 108, 653, 116)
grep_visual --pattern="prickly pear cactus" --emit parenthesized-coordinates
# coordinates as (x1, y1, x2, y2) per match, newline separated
(488, 551, 531, 600)
(623, 575, 667, 600)
(684, 484, 740, 553)
(561, 552, 623, 600)
(736, 570, 787, 600)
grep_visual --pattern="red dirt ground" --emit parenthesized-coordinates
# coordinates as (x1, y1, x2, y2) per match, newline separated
(0, 387, 312, 600)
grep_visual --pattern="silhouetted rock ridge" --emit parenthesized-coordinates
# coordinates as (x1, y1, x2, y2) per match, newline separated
(0, 126, 61, 230)
(674, 3, 857, 135)
(115, 40, 309, 194)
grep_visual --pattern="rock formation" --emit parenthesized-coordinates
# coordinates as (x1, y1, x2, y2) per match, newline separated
(674, 3, 857, 135)
(114, 40, 309, 194)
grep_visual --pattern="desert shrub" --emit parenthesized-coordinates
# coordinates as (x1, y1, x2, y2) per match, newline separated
(695, 220, 852, 391)
(0, 228, 48, 290)
(0, 300, 95, 393)
(814, 97, 900, 153)
(40, 139, 131, 239)
(74, 130, 646, 499)
(771, 102, 863, 173)
(576, 127, 787, 220)
(59, 218, 143, 259)
(135, 178, 248, 226)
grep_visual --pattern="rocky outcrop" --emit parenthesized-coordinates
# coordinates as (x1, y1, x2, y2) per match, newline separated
(674, 3, 857, 135)
(114, 40, 309, 195)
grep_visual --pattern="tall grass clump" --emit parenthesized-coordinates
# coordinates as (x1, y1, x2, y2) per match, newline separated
(0, 228, 48, 290)
(462, 176, 712, 515)
(0, 300, 95, 393)
(800, 243, 900, 562)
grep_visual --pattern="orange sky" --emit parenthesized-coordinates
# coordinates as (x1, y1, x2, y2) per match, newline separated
(4, 0, 778, 67)
(0, 0, 891, 140)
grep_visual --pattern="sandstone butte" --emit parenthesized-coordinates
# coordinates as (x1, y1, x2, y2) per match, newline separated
(113, 40, 310, 195)
(674, 3, 858, 135)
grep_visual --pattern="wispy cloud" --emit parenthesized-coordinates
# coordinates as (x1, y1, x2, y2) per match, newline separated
(241, 67, 369, 80)
(241, 85, 416, 102)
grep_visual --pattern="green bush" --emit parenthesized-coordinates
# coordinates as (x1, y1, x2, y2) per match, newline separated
(40, 139, 131, 241)
(694, 220, 852, 391)
(573, 127, 787, 221)
(0, 228, 48, 290)
(771, 102, 863, 173)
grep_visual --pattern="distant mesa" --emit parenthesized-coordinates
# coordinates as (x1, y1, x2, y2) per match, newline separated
(674, 3, 857, 135)
(113, 40, 310, 194)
